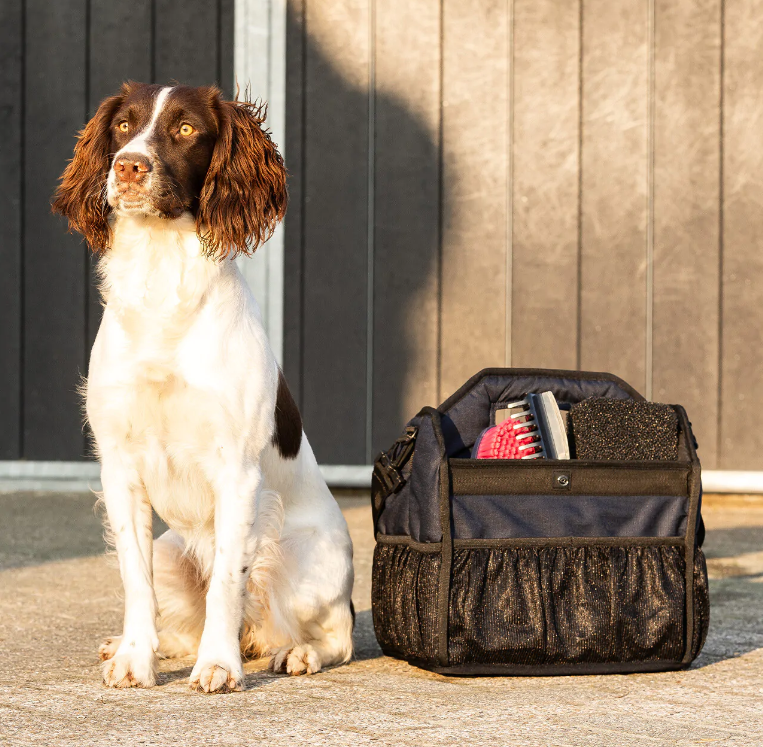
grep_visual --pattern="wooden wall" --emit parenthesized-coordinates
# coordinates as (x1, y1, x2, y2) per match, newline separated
(2, 0, 761, 474)
(0, 0, 233, 461)
(283, 0, 763, 471)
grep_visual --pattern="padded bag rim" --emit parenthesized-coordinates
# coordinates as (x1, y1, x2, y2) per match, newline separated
(436, 367, 646, 415)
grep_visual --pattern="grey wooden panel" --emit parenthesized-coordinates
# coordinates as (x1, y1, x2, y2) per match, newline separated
(579, 0, 648, 394)
(652, 0, 721, 467)
(721, 0, 763, 469)
(155, 0, 219, 86)
(0, 0, 23, 459)
(440, 0, 510, 398)
(24, 0, 88, 459)
(371, 0, 440, 453)
(511, 0, 580, 370)
(87, 0, 153, 358)
(219, 0, 235, 99)
(283, 0, 306, 407)
(300, 0, 370, 464)
(89, 0, 152, 109)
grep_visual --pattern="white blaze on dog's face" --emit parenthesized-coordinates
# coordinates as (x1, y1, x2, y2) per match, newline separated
(52, 81, 288, 260)
(106, 85, 219, 219)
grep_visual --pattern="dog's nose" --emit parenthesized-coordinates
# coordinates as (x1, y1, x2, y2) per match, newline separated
(114, 153, 151, 184)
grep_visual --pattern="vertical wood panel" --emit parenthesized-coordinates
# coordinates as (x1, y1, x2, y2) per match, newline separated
(511, 0, 580, 369)
(721, 0, 763, 469)
(155, 0, 220, 86)
(24, 0, 88, 459)
(372, 0, 440, 452)
(0, 0, 23, 458)
(219, 0, 235, 99)
(283, 0, 306, 407)
(301, 0, 370, 464)
(652, 0, 721, 466)
(440, 0, 509, 398)
(580, 0, 648, 394)
(89, 0, 153, 109)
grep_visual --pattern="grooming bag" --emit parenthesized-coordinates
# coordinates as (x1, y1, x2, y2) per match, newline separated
(371, 368, 709, 675)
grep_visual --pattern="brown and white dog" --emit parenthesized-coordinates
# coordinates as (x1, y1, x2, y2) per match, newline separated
(53, 82, 354, 693)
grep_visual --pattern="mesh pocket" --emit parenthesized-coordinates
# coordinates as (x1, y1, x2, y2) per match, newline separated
(372, 542, 708, 670)
(372, 544, 441, 662)
(448, 545, 691, 666)
(692, 548, 710, 659)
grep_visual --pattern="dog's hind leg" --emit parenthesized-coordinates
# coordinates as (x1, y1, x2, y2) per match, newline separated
(268, 601, 355, 675)
(152, 530, 207, 657)
(100, 530, 206, 661)
(265, 524, 355, 676)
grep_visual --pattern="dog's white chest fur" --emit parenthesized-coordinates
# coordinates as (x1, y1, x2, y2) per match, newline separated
(87, 215, 276, 538)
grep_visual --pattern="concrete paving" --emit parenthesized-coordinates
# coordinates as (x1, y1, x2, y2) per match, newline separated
(0, 490, 762, 746)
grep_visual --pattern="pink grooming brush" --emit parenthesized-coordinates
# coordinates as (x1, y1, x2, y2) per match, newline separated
(472, 392, 570, 460)
(473, 411, 543, 459)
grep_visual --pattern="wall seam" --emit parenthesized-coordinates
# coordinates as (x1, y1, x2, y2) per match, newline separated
(83, 0, 92, 459)
(365, 0, 376, 463)
(505, 0, 514, 367)
(717, 0, 725, 466)
(19, 0, 26, 457)
(577, 0, 584, 370)
(298, 0, 307, 411)
(645, 0, 655, 400)
(217, 0, 222, 88)
(150, 0, 157, 82)
(436, 0, 444, 402)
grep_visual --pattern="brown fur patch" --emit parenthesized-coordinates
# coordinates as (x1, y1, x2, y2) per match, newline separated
(272, 370, 302, 459)
(52, 90, 127, 251)
(197, 98, 287, 259)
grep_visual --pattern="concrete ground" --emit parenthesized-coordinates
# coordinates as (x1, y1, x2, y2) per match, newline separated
(0, 491, 761, 747)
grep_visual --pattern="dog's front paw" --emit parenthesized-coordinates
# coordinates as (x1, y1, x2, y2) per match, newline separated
(99, 636, 122, 661)
(189, 662, 243, 693)
(269, 644, 321, 676)
(102, 649, 157, 688)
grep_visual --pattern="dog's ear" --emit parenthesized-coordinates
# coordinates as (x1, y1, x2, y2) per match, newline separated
(197, 98, 287, 260)
(52, 90, 125, 253)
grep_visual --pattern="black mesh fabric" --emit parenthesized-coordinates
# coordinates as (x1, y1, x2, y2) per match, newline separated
(372, 542, 710, 670)
(371, 544, 441, 662)
(448, 545, 693, 666)
(692, 548, 710, 659)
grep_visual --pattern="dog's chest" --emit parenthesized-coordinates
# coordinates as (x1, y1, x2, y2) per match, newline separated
(123, 371, 219, 531)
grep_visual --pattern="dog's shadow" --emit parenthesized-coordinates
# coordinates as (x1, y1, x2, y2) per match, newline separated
(154, 662, 279, 691)
(151, 612, 383, 690)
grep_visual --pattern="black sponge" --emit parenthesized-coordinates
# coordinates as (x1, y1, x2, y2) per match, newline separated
(570, 398, 679, 461)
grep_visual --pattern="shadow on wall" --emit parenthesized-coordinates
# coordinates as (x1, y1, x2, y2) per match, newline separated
(283, 0, 469, 464)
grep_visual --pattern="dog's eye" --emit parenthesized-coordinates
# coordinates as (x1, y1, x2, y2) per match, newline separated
(118, 121, 129, 133)
(179, 123, 195, 136)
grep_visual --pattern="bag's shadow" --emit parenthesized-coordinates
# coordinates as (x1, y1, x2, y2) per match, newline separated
(352, 608, 384, 663)
(689, 524, 763, 669)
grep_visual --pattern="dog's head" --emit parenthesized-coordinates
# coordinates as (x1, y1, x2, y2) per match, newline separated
(52, 82, 287, 259)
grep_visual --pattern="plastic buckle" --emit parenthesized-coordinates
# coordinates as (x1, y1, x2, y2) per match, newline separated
(392, 427, 417, 469)
(374, 451, 403, 495)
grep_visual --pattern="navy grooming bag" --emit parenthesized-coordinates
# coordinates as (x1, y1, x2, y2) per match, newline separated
(371, 368, 709, 675)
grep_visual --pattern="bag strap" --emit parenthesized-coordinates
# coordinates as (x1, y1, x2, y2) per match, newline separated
(371, 424, 418, 530)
